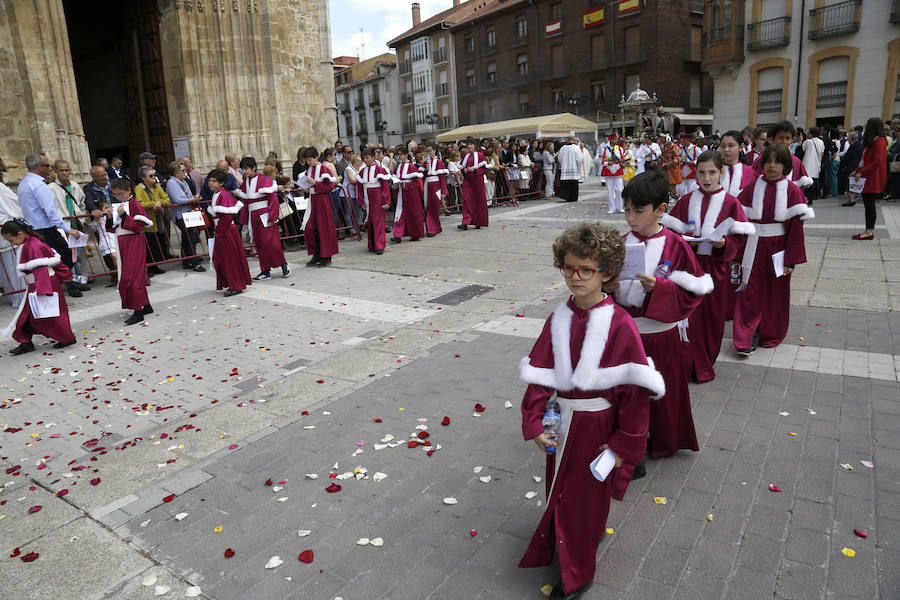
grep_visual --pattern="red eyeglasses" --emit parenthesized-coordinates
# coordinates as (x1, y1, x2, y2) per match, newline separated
(557, 264, 599, 280)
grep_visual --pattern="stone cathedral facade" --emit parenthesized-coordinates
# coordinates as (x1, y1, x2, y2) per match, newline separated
(0, 0, 337, 182)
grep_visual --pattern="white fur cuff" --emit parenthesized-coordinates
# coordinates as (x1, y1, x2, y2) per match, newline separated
(795, 175, 813, 188)
(134, 215, 154, 226)
(18, 253, 61, 272)
(668, 270, 714, 295)
(729, 221, 756, 235)
(661, 214, 689, 234)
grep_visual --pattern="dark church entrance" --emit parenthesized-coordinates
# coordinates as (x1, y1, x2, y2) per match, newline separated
(63, 1, 174, 175)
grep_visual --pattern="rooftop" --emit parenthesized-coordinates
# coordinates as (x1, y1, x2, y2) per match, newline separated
(334, 52, 396, 88)
(387, 0, 526, 47)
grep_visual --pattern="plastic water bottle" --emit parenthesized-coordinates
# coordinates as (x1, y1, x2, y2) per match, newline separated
(542, 398, 561, 454)
(654, 259, 673, 279)
(688, 219, 699, 235)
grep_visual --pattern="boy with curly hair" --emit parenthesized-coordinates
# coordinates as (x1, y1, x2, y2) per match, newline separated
(518, 222, 664, 600)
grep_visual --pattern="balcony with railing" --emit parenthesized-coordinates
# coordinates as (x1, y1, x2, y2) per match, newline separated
(702, 15, 745, 70)
(690, 0, 705, 14)
(401, 93, 412, 105)
(757, 89, 782, 113)
(435, 48, 447, 63)
(438, 82, 448, 97)
(816, 80, 848, 108)
(808, 0, 861, 39)
(746, 16, 791, 51)
(399, 60, 411, 75)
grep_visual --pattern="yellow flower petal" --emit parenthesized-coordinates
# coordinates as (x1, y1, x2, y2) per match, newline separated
(841, 547, 856, 557)
(787, 432, 798, 436)
(707, 514, 714, 521)
(605, 528, 614, 535)
(539, 584, 554, 596)
(653, 496, 667, 505)
(214, 525, 224, 533)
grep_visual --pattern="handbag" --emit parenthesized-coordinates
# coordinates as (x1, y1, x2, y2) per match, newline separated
(278, 202, 295, 220)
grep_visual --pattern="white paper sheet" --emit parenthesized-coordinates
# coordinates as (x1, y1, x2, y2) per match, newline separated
(259, 213, 269, 228)
(67, 232, 88, 248)
(620, 243, 646, 280)
(28, 292, 60, 319)
(207, 238, 214, 263)
(296, 175, 315, 190)
(181, 210, 206, 228)
(589, 448, 617, 482)
(772, 250, 785, 277)
(848, 177, 866, 195)
(682, 217, 735, 243)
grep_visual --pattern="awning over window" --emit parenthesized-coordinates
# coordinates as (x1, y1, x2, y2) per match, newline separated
(672, 112, 714, 125)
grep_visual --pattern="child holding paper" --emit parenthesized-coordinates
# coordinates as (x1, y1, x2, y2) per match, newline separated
(299, 147, 338, 267)
(235, 156, 289, 280)
(519, 223, 662, 600)
(106, 178, 154, 325)
(662, 151, 754, 382)
(1, 219, 76, 355)
(616, 171, 711, 459)
(733, 144, 813, 355)
(206, 169, 252, 296)
(356, 148, 392, 254)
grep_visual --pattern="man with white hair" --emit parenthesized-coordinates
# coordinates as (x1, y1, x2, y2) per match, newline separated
(50, 159, 91, 290)
(557, 137, 584, 202)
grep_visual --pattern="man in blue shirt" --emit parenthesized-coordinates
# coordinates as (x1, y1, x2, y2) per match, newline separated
(17, 153, 83, 297)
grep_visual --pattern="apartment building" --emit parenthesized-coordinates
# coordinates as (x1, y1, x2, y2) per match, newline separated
(334, 53, 403, 151)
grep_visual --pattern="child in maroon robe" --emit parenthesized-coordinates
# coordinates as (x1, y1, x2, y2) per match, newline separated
(519, 223, 662, 600)
(357, 148, 391, 255)
(615, 171, 712, 459)
(236, 156, 289, 280)
(750, 121, 814, 189)
(298, 147, 338, 267)
(734, 144, 813, 354)
(2, 219, 76, 355)
(423, 143, 447, 236)
(663, 151, 754, 382)
(458, 140, 489, 230)
(390, 146, 425, 243)
(206, 169, 252, 297)
(107, 178, 154, 325)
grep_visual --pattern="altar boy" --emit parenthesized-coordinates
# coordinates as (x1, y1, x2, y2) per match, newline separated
(107, 178, 154, 325)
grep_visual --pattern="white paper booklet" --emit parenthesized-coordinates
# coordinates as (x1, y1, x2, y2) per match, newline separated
(772, 250, 786, 277)
(28, 292, 60, 319)
(589, 448, 617, 482)
(67, 232, 89, 248)
(620, 243, 646, 280)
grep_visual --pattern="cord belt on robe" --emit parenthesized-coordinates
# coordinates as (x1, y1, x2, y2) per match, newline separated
(424, 176, 440, 183)
(631, 317, 678, 335)
(363, 183, 381, 189)
(549, 396, 613, 496)
(248, 200, 268, 212)
(739, 222, 786, 289)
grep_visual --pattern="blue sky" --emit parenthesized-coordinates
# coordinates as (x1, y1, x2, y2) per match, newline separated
(329, 0, 448, 60)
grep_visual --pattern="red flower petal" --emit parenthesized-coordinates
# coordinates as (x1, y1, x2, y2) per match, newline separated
(373, 418, 382, 423)
(265, 479, 273, 486)
(162, 494, 176, 503)
(326, 483, 342, 493)
(301, 411, 309, 416)
(90, 477, 101, 486)
(21, 551, 39, 562)
(56, 489, 68, 497)
(854, 529, 868, 538)
(224, 548, 235, 558)
(27, 505, 42, 514)
(768, 484, 782, 493)
(426, 450, 435, 457)
(407, 440, 420, 448)
(9, 547, 20, 558)
(417, 431, 429, 439)
(228, 444, 239, 450)
(474, 403, 486, 412)
(441, 416, 450, 426)
(470, 529, 478, 537)
(298, 549, 314, 563)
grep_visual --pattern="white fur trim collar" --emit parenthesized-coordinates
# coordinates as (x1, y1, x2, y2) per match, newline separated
(720, 163, 745, 197)
(518, 302, 665, 397)
(18, 251, 61, 272)
(748, 178, 815, 222)
(134, 215, 154, 226)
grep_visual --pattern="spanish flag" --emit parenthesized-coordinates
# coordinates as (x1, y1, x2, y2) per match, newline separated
(583, 7, 605, 28)
(619, 0, 640, 14)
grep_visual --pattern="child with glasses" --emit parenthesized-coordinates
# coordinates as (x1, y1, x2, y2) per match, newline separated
(616, 170, 712, 461)
(518, 222, 663, 600)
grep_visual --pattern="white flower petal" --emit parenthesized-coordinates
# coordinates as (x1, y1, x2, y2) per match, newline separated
(415, 424, 428, 430)
(277, 497, 288, 502)
(443, 497, 458, 505)
(154, 585, 171, 596)
(298, 530, 312, 537)
(185, 586, 201, 597)
(305, 473, 319, 480)
(473, 466, 484, 474)
(373, 472, 388, 482)
(373, 443, 388, 450)
(303, 425, 316, 430)
(533, 476, 543, 483)
(272, 486, 283, 492)
(380, 434, 394, 443)
(142, 574, 158, 587)
(265, 555, 284, 569)
(174, 513, 188, 521)
(369, 537, 384, 547)
(525, 491, 538, 499)
(504, 400, 513, 409)
(479, 475, 492, 483)
(356, 537, 370, 545)
(140, 519, 151, 528)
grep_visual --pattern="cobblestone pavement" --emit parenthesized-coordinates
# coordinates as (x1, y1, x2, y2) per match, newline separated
(1, 181, 898, 600)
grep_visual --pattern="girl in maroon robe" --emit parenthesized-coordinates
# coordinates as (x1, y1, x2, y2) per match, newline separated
(357, 149, 392, 254)
(519, 223, 662, 600)
(2, 220, 76, 355)
(299, 147, 338, 267)
(390, 146, 425, 242)
(423, 143, 447, 236)
(206, 169, 252, 297)
(236, 156, 289, 280)
(616, 171, 712, 460)
(734, 144, 813, 354)
(106, 178, 154, 325)
(459, 141, 489, 230)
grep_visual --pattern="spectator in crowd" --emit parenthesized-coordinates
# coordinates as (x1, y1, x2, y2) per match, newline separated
(134, 164, 171, 275)
(557, 138, 584, 203)
(0, 157, 27, 308)
(225, 153, 243, 186)
(579, 141, 592, 182)
(165, 160, 205, 272)
(138, 152, 158, 180)
(292, 147, 307, 181)
(801, 126, 825, 205)
(83, 165, 118, 284)
(821, 126, 838, 197)
(840, 131, 863, 206)
(850, 117, 887, 241)
(17, 153, 84, 297)
(264, 151, 283, 176)
(49, 160, 90, 290)
(889, 120, 900, 200)
(179, 155, 203, 194)
(107, 155, 129, 181)
(542, 141, 556, 198)
(336, 146, 351, 178)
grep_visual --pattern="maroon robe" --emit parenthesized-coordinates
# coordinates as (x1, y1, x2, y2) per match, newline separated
(236, 173, 286, 271)
(4, 235, 75, 345)
(663, 189, 754, 382)
(518, 296, 662, 595)
(302, 164, 338, 259)
(106, 195, 152, 310)
(207, 190, 252, 292)
(424, 156, 448, 235)
(733, 176, 812, 350)
(392, 161, 425, 240)
(356, 163, 391, 252)
(616, 226, 711, 459)
(461, 151, 489, 227)
(751, 154, 814, 189)
(720, 162, 758, 320)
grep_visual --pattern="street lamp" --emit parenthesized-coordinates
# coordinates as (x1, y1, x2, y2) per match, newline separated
(424, 112, 440, 142)
(376, 120, 389, 145)
(567, 93, 586, 117)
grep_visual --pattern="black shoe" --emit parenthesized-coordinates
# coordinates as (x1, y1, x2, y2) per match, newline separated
(254, 271, 272, 280)
(281, 264, 290, 278)
(410, 237, 420, 241)
(475, 225, 481, 229)
(374, 250, 384, 255)
(68, 287, 83, 298)
(735, 347, 754, 357)
(192, 266, 206, 272)
(457, 224, 468, 230)
(631, 464, 647, 481)
(549, 580, 592, 600)
(223, 289, 244, 297)
(53, 339, 76, 349)
(142, 304, 154, 315)
(426, 233, 436, 237)
(11, 342, 35, 355)
(149, 266, 164, 275)
(841, 201, 856, 206)
(385, 226, 392, 233)
(125, 311, 144, 325)
(390, 237, 402, 243)
(147, 270, 156, 278)
(316, 258, 332, 267)
(79, 283, 91, 291)
(306, 257, 321, 267)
